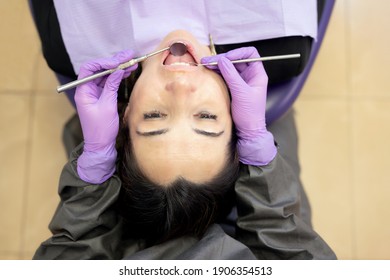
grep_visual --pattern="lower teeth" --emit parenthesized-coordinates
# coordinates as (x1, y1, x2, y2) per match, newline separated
(168, 62, 196, 66)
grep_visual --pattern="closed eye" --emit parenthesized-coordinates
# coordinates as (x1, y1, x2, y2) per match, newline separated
(143, 110, 167, 119)
(194, 112, 217, 120)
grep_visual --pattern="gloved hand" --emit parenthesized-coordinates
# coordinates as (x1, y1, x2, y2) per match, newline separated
(201, 47, 277, 166)
(75, 50, 137, 184)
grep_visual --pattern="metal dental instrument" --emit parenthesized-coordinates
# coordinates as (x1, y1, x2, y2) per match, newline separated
(198, 53, 301, 66)
(57, 43, 186, 93)
(169, 41, 188, 56)
(169, 38, 301, 66)
(209, 34, 217, 55)
(203, 33, 300, 66)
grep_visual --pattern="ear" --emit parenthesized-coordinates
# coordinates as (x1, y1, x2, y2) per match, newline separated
(123, 103, 130, 124)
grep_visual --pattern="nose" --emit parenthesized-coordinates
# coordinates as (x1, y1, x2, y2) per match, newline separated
(165, 77, 196, 95)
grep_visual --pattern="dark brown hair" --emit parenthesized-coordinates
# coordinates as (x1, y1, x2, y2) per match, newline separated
(115, 68, 239, 246)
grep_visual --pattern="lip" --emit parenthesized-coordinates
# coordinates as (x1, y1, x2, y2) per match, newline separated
(161, 39, 200, 72)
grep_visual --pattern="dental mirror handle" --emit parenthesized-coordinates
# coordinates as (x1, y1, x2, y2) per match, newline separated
(57, 47, 169, 93)
(57, 68, 116, 93)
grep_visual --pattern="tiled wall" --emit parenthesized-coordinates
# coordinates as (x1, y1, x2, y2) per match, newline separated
(0, 1, 389, 259)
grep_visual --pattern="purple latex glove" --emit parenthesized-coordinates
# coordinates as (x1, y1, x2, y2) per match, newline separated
(75, 50, 137, 184)
(201, 47, 277, 166)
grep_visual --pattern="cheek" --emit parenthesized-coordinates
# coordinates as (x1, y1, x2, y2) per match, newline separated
(205, 73, 230, 101)
(128, 84, 157, 117)
(202, 80, 231, 113)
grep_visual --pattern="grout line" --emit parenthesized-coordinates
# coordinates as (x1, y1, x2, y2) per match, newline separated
(18, 94, 35, 259)
(298, 93, 349, 102)
(0, 90, 32, 96)
(18, 50, 41, 259)
(299, 91, 390, 102)
(344, 0, 358, 260)
(0, 250, 24, 260)
(0, 89, 58, 96)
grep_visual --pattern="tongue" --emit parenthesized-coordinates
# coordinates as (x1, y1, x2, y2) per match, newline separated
(164, 52, 196, 65)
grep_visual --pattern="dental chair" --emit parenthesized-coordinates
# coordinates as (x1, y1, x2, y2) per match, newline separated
(266, 0, 335, 124)
(28, 0, 336, 242)
(29, 0, 335, 154)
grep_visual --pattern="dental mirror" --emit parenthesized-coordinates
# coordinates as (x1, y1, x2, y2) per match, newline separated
(169, 42, 188, 56)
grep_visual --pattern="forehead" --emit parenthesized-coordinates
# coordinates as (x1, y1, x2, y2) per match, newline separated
(131, 133, 230, 185)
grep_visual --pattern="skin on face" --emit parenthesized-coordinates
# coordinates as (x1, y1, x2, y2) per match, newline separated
(124, 30, 232, 185)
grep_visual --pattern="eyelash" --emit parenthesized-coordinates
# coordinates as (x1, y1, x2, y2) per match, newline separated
(194, 113, 217, 120)
(143, 111, 167, 119)
(143, 111, 217, 120)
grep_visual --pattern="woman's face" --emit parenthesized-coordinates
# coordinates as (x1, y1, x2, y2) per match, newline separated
(124, 30, 232, 185)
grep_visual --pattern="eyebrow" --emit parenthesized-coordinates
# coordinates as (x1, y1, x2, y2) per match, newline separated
(136, 128, 224, 138)
(193, 128, 224, 137)
(136, 129, 169, 136)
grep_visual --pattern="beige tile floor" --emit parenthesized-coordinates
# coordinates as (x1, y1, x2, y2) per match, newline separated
(0, 1, 389, 260)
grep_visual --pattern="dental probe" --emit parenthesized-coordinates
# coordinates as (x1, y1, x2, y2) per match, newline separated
(57, 47, 171, 93)
(204, 34, 300, 65)
(198, 53, 301, 66)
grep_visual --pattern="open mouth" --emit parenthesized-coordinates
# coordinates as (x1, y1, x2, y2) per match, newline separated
(163, 41, 198, 67)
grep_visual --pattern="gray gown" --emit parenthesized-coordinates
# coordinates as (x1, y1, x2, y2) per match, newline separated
(33, 110, 336, 260)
